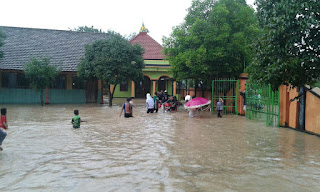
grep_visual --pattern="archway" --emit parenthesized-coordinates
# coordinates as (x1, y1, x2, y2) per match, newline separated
(158, 75, 172, 94)
(135, 75, 151, 98)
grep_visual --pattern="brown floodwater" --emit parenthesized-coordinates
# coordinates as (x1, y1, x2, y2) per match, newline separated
(0, 99, 320, 192)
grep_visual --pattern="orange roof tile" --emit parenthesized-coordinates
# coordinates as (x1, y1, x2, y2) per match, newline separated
(130, 32, 163, 60)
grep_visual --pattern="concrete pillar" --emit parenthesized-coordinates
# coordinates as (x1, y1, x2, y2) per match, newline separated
(153, 80, 156, 96)
(173, 81, 176, 96)
(131, 81, 135, 97)
(238, 73, 248, 115)
(66, 74, 72, 90)
(279, 85, 288, 126)
(98, 80, 104, 104)
(289, 87, 299, 129)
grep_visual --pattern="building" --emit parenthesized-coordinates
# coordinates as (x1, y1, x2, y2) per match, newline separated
(0, 25, 176, 104)
(112, 24, 176, 98)
(0, 26, 109, 104)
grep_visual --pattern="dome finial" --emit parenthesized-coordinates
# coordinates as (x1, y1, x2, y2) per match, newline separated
(140, 22, 149, 33)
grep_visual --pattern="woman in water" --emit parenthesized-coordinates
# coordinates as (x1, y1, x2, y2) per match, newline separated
(146, 93, 155, 113)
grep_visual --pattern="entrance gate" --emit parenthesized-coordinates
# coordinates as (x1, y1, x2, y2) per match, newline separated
(211, 79, 239, 115)
(246, 82, 279, 127)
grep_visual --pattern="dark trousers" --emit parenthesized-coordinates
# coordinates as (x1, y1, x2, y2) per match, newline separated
(147, 109, 154, 113)
(124, 113, 132, 118)
(217, 110, 222, 118)
(0, 128, 7, 146)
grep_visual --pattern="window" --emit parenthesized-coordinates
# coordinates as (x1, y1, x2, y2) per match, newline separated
(16, 73, 29, 88)
(53, 75, 66, 89)
(120, 81, 128, 91)
(1, 72, 29, 88)
(72, 75, 86, 89)
(1, 72, 10, 88)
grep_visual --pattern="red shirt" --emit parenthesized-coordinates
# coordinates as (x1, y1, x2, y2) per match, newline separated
(0, 115, 7, 130)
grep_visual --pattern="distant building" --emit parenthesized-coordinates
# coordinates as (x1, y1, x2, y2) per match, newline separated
(0, 26, 109, 103)
(113, 24, 175, 98)
(0, 25, 176, 104)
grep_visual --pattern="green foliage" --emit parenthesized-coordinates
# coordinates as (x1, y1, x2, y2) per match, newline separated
(70, 26, 104, 33)
(163, 0, 258, 82)
(247, 0, 320, 90)
(78, 31, 144, 104)
(24, 57, 59, 90)
(0, 28, 6, 58)
(124, 32, 137, 41)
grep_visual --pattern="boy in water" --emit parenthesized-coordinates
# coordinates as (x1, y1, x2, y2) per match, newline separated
(0, 108, 8, 151)
(71, 109, 86, 128)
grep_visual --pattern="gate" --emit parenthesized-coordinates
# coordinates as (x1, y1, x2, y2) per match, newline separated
(211, 79, 239, 115)
(246, 82, 279, 127)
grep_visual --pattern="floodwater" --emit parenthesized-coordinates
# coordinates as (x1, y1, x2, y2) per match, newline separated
(0, 99, 320, 192)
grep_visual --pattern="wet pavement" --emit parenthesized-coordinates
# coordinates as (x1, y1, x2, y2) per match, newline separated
(0, 99, 320, 191)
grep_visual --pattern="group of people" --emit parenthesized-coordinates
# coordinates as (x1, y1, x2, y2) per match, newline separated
(147, 90, 178, 113)
(185, 96, 224, 118)
(119, 90, 179, 118)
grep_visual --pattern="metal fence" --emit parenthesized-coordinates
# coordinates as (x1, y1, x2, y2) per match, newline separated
(212, 79, 239, 115)
(245, 82, 279, 127)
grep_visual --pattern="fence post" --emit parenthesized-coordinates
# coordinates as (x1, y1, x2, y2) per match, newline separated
(211, 80, 214, 115)
(236, 80, 239, 115)
(266, 84, 270, 126)
(271, 90, 274, 127)
(278, 88, 280, 127)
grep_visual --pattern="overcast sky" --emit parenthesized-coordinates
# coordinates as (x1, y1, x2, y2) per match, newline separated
(0, 0, 255, 45)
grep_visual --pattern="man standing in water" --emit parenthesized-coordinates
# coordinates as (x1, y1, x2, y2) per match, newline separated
(153, 92, 159, 113)
(120, 98, 133, 118)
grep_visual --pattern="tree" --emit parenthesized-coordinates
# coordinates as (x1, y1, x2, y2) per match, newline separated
(25, 58, 59, 105)
(78, 32, 144, 106)
(163, 0, 258, 94)
(124, 32, 137, 41)
(246, 0, 320, 90)
(70, 26, 103, 33)
(0, 28, 6, 59)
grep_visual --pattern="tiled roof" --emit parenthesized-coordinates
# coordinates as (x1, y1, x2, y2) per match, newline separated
(130, 32, 163, 60)
(0, 26, 109, 72)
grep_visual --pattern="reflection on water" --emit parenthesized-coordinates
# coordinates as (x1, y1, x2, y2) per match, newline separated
(1, 99, 320, 191)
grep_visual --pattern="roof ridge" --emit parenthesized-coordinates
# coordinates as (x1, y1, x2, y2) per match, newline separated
(0, 25, 108, 36)
(145, 33, 162, 47)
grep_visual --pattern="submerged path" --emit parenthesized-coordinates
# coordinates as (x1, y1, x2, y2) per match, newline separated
(1, 101, 319, 191)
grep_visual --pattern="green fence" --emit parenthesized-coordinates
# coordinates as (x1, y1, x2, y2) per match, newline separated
(0, 88, 86, 104)
(212, 79, 239, 115)
(246, 83, 279, 127)
(48, 89, 86, 104)
(0, 88, 41, 104)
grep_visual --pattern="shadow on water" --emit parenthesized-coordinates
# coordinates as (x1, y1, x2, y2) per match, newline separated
(0, 101, 319, 191)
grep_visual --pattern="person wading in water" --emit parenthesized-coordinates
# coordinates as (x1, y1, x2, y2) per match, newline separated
(120, 97, 133, 118)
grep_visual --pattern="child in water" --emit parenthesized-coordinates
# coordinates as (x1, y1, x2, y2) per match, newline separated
(216, 98, 224, 118)
(71, 109, 86, 128)
(0, 108, 8, 151)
